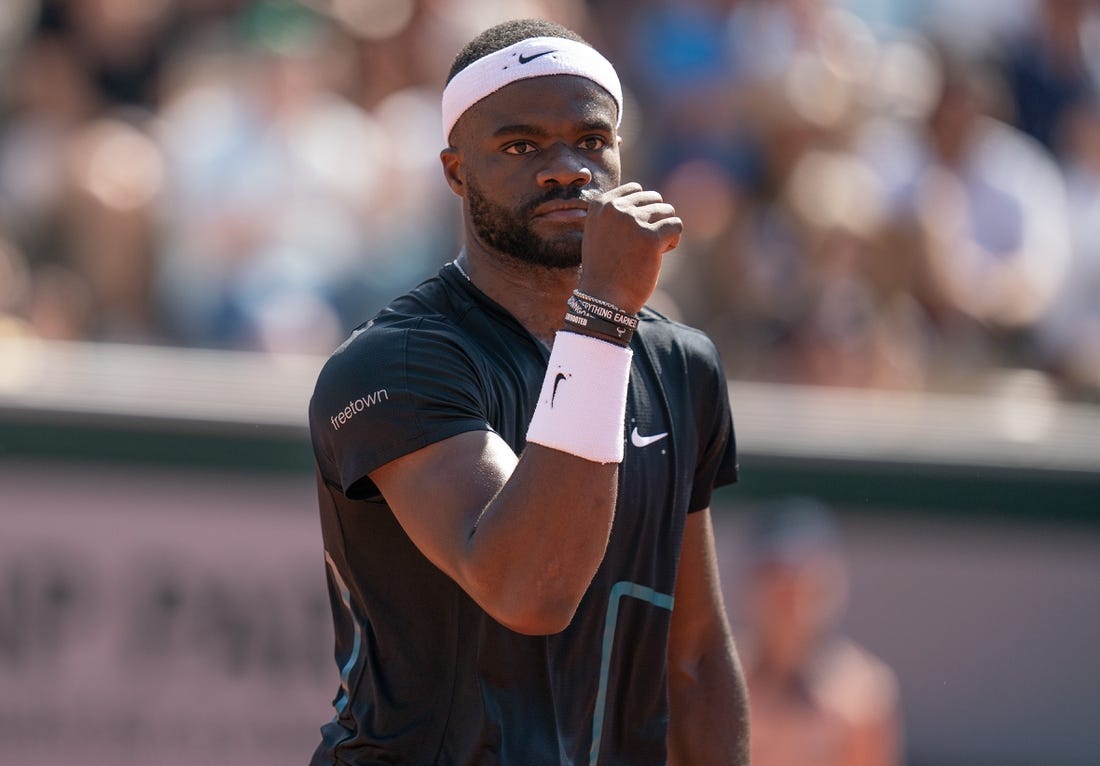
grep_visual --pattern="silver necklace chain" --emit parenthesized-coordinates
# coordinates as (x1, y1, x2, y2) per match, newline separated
(451, 256, 471, 281)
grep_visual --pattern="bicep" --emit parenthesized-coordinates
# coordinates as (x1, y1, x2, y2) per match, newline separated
(369, 429, 519, 591)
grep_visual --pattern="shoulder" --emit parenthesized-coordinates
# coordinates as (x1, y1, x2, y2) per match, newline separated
(636, 307, 723, 360)
(308, 286, 497, 493)
(315, 270, 479, 385)
(316, 316, 453, 383)
(635, 307, 728, 388)
(309, 273, 489, 430)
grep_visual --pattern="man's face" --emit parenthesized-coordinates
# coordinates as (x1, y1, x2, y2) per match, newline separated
(465, 175, 585, 269)
(447, 74, 622, 269)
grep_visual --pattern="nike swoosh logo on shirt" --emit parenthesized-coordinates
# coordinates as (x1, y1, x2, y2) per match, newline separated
(518, 49, 557, 64)
(630, 427, 668, 448)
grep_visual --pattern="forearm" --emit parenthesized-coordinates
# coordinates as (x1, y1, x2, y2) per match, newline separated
(461, 327, 629, 633)
(668, 633, 751, 766)
(463, 445, 618, 633)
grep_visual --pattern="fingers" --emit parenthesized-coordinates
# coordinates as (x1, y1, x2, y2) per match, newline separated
(624, 195, 682, 252)
(659, 224, 682, 253)
(635, 202, 678, 224)
(651, 215, 683, 253)
(577, 182, 682, 309)
(601, 185, 662, 210)
(599, 185, 679, 225)
(588, 183, 682, 253)
(590, 181, 643, 199)
(635, 204, 682, 252)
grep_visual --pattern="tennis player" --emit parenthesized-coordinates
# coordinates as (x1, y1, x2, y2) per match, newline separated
(308, 18, 749, 765)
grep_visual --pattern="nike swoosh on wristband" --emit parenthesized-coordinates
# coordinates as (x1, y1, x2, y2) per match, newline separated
(551, 372, 568, 406)
(518, 49, 557, 64)
(630, 427, 668, 448)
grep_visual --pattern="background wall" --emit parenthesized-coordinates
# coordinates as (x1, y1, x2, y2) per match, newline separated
(0, 462, 330, 766)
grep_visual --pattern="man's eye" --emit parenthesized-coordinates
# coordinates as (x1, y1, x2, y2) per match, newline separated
(579, 136, 607, 151)
(504, 142, 537, 155)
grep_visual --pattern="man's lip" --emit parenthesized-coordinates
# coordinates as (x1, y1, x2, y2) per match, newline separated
(532, 200, 589, 219)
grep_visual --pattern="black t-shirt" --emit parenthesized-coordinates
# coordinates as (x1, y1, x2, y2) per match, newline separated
(308, 263, 738, 765)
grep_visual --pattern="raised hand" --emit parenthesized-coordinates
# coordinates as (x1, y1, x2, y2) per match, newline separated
(578, 182, 682, 313)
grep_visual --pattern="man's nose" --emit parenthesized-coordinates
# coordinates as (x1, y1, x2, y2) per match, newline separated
(535, 144, 593, 188)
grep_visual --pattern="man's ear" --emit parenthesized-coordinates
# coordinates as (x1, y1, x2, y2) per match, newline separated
(440, 147, 465, 197)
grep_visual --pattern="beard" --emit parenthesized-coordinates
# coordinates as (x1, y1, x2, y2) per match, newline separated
(466, 179, 585, 269)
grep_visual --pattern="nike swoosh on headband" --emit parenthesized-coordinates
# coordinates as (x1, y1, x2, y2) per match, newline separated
(518, 49, 557, 64)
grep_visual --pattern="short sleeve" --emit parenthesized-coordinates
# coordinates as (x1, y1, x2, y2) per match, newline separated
(309, 320, 491, 499)
(687, 334, 738, 512)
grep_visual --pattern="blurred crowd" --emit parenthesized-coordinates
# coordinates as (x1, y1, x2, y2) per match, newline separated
(1, 0, 1098, 401)
(736, 497, 903, 766)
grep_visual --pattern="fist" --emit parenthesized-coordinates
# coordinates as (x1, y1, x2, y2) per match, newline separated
(579, 182, 683, 313)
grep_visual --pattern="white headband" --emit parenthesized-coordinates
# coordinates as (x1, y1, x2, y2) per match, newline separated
(441, 36, 624, 143)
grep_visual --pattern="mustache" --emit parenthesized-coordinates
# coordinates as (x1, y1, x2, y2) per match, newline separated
(520, 186, 594, 215)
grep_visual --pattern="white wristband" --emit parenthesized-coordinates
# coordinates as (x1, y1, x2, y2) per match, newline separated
(526, 331, 632, 464)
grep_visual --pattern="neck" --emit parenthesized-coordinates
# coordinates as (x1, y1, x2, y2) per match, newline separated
(456, 245, 578, 347)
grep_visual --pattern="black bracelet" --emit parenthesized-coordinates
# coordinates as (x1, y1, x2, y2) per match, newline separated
(562, 290, 638, 347)
(573, 289, 618, 309)
(563, 309, 634, 346)
(569, 295, 639, 330)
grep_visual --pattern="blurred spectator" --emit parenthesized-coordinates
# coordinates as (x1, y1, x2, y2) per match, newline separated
(0, 233, 95, 341)
(0, 0, 1096, 402)
(152, 7, 389, 352)
(999, 0, 1100, 155)
(64, 114, 164, 341)
(612, 0, 743, 181)
(151, 0, 579, 353)
(859, 42, 1072, 382)
(0, 22, 97, 266)
(721, 0, 879, 187)
(657, 0, 929, 388)
(42, 0, 177, 111)
(0, 238, 33, 337)
(0, 9, 158, 342)
(1034, 98, 1100, 397)
(909, 0, 1033, 59)
(738, 497, 903, 766)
